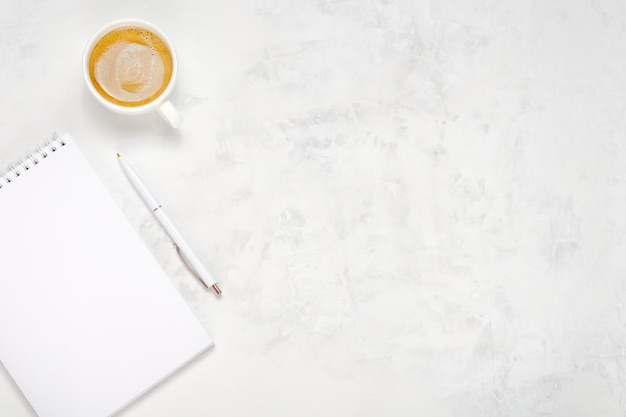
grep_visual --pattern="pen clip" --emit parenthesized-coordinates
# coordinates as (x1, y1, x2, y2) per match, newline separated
(174, 244, 222, 295)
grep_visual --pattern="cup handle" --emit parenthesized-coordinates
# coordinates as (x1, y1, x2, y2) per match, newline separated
(157, 100, 183, 128)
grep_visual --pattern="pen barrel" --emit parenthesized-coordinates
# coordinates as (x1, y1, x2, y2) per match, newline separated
(118, 154, 218, 291)
(118, 156, 160, 210)
(153, 208, 216, 286)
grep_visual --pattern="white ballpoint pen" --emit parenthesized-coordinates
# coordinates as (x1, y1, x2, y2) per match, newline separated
(117, 153, 221, 295)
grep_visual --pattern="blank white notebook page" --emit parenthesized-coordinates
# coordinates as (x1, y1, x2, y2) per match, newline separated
(0, 134, 213, 417)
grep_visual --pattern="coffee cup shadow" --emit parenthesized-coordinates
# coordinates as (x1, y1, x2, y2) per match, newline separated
(80, 87, 182, 137)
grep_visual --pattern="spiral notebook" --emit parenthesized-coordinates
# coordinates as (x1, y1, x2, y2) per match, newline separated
(0, 133, 213, 417)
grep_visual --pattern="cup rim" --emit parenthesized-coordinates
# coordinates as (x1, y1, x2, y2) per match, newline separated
(82, 18, 178, 115)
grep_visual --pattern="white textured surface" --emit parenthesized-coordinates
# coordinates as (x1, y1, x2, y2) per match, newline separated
(1, 0, 626, 416)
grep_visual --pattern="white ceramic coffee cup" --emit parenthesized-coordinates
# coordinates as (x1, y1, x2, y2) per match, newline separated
(83, 18, 182, 128)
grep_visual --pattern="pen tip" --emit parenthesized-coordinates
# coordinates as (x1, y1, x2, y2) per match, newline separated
(116, 153, 121, 158)
(212, 284, 222, 296)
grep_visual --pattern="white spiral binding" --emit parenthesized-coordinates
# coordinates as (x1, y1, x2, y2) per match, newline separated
(0, 133, 66, 189)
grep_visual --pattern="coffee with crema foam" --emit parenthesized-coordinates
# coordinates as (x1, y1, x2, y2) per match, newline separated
(89, 26, 173, 107)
